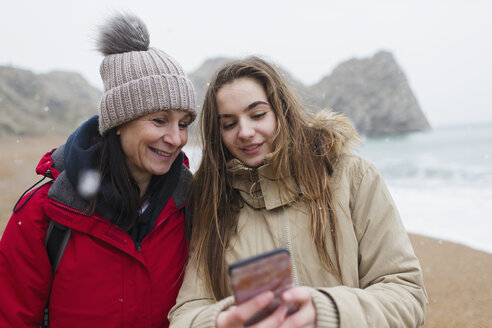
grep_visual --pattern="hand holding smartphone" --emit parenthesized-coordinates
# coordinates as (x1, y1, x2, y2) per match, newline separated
(228, 248, 298, 326)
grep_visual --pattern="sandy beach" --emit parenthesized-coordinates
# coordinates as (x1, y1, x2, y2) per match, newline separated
(409, 234, 492, 327)
(1, 136, 491, 327)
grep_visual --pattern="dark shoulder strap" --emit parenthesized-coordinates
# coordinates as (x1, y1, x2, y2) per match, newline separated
(42, 220, 71, 327)
(45, 220, 72, 276)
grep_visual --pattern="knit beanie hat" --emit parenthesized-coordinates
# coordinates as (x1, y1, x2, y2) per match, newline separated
(96, 13, 196, 135)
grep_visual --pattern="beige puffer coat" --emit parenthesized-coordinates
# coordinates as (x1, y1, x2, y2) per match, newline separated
(169, 113, 427, 328)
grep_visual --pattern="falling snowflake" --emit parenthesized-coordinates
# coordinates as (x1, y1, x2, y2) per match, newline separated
(78, 169, 101, 198)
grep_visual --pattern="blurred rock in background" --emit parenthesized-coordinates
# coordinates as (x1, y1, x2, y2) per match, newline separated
(0, 67, 100, 136)
(0, 50, 430, 137)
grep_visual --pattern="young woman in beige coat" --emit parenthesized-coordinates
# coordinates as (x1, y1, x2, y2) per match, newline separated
(169, 57, 427, 327)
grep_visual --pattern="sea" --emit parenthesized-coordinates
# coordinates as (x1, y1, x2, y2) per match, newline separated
(184, 121, 492, 254)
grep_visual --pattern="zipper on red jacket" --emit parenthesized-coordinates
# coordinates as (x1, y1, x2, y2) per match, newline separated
(51, 200, 92, 217)
(137, 203, 183, 252)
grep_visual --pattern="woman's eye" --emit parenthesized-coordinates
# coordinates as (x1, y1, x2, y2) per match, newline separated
(252, 112, 266, 120)
(222, 122, 236, 130)
(179, 122, 189, 129)
(153, 118, 166, 125)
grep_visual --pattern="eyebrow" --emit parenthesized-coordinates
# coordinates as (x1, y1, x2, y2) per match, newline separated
(218, 101, 269, 119)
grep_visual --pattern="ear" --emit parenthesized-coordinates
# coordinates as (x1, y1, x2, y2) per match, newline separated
(116, 128, 121, 135)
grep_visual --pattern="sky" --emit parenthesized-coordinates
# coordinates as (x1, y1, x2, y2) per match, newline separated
(1, 0, 491, 127)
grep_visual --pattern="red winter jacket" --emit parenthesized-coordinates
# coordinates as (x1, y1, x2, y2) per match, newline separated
(0, 148, 190, 327)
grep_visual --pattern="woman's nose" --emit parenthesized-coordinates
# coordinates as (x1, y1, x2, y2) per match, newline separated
(163, 123, 183, 147)
(237, 121, 255, 139)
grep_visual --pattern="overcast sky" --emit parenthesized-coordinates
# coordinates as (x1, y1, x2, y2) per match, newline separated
(1, 0, 491, 127)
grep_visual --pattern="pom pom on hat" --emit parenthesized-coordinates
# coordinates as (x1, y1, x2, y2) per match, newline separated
(96, 13, 150, 55)
(96, 13, 197, 135)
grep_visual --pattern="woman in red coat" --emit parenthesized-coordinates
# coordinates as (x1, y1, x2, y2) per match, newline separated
(0, 13, 196, 328)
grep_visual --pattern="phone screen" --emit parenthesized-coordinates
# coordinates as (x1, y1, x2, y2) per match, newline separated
(228, 248, 297, 326)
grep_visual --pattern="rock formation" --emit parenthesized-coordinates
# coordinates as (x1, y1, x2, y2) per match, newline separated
(187, 51, 430, 136)
(310, 51, 430, 135)
(0, 66, 100, 136)
(0, 50, 430, 137)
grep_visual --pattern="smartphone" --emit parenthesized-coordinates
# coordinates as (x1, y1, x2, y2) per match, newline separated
(228, 248, 298, 326)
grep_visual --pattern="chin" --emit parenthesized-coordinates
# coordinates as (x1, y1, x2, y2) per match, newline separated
(152, 166, 173, 176)
(243, 158, 264, 168)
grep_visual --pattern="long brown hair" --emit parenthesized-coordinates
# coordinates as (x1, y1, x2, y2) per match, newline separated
(189, 56, 356, 300)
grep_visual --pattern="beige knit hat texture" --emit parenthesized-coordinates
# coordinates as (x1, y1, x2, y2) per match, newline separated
(96, 13, 196, 135)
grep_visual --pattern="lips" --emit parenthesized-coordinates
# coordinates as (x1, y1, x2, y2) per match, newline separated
(150, 147, 172, 157)
(240, 142, 264, 155)
(241, 144, 261, 151)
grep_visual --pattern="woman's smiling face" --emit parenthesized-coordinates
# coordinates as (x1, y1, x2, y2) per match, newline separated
(217, 77, 277, 167)
(117, 110, 191, 186)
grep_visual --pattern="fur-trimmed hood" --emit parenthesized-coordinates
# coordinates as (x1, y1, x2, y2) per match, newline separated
(311, 109, 360, 162)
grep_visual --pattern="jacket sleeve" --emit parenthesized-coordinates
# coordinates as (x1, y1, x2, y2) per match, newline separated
(318, 159, 428, 328)
(168, 258, 235, 327)
(0, 190, 52, 327)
